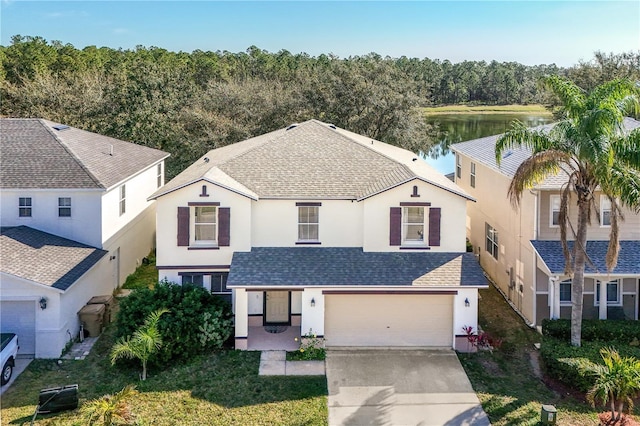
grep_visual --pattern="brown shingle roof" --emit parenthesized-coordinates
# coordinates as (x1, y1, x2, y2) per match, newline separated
(1, 119, 169, 190)
(151, 119, 472, 201)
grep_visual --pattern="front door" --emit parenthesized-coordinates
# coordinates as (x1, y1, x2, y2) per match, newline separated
(264, 291, 290, 324)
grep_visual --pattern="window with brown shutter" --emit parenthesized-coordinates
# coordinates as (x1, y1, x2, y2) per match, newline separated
(219, 207, 230, 246)
(428, 207, 441, 246)
(389, 207, 402, 246)
(177, 207, 190, 246)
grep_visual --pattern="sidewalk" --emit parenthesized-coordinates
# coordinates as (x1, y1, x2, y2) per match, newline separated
(258, 350, 325, 376)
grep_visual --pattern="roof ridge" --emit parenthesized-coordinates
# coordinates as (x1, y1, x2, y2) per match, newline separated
(38, 119, 105, 189)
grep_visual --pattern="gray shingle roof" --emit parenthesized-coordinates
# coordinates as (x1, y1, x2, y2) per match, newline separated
(1, 118, 169, 189)
(531, 240, 640, 275)
(150, 119, 472, 201)
(227, 247, 487, 287)
(451, 117, 640, 189)
(0, 226, 108, 291)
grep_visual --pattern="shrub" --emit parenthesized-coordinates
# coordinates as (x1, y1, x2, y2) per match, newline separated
(542, 319, 640, 344)
(115, 280, 233, 364)
(287, 330, 325, 361)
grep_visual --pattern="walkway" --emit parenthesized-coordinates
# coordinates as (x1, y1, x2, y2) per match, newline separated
(258, 350, 325, 376)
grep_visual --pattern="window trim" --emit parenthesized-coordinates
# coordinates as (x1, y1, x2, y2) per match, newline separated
(485, 223, 499, 260)
(58, 197, 72, 217)
(550, 195, 560, 228)
(402, 206, 426, 246)
(18, 197, 32, 217)
(119, 185, 126, 216)
(470, 162, 476, 188)
(600, 195, 612, 227)
(559, 279, 572, 305)
(456, 154, 461, 179)
(595, 279, 622, 306)
(157, 163, 163, 188)
(192, 205, 218, 246)
(297, 205, 319, 242)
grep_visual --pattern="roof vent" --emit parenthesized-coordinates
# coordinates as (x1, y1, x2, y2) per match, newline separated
(286, 124, 298, 131)
(328, 124, 336, 130)
(502, 150, 513, 159)
(52, 124, 70, 131)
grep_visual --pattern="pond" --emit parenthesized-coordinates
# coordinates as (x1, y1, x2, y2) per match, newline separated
(423, 113, 554, 174)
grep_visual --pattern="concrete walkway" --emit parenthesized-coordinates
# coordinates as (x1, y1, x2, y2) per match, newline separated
(326, 349, 490, 426)
(258, 350, 325, 376)
(62, 336, 99, 360)
(0, 357, 32, 396)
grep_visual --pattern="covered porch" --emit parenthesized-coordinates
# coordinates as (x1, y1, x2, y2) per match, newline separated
(247, 325, 301, 351)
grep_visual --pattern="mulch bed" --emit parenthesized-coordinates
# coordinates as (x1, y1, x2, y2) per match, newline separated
(598, 412, 640, 426)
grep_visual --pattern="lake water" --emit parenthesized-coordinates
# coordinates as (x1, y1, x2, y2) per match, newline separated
(423, 113, 554, 174)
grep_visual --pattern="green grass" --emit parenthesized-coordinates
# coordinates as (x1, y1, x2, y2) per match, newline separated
(0, 324, 327, 425)
(461, 284, 639, 425)
(421, 104, 553, 115)
(122, 251, 159, 290)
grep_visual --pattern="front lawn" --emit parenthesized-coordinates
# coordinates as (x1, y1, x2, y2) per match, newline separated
(461, 284, 640, 425)
(0, 324, 327, 425)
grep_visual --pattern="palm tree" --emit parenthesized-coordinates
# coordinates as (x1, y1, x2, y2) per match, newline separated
(81, 385, 138, 426)
(495, 77, 640, 346)
(583, 347, 640, 422)
(110, 308, 169, 380)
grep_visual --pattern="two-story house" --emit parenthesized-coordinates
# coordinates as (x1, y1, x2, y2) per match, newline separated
(150, 119, 487, 351)
(451, 118, 640, 328)
(0, 118, 169, 358)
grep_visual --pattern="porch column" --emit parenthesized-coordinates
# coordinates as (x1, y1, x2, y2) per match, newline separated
(235, 288, 248, 350)
(301, 288, 324, 338)
(549, 277, 560, 319)
(599, 279, 607, 320)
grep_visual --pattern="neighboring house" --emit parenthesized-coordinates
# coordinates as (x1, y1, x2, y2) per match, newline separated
(150, 119, 487, 351)
(0, 118, 169, 358)
(451, 117, 640, 328)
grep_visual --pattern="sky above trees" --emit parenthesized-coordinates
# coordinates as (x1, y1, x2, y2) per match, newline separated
(1, 1, 638, 67)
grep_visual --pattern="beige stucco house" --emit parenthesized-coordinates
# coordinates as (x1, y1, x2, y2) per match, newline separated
(451, 117, 640, 327)
(150, 119, 488, 351)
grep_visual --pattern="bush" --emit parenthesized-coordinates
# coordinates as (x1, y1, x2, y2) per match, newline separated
(115, 280, 233, 364)
(542, 319, 640, 344)
(287, 331, 325, 361)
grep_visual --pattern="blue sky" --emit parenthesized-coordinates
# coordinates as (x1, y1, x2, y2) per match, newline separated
(1, 1, 638, 66)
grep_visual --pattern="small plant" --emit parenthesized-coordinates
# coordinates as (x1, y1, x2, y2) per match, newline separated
(81, 385, 138, 425)
(111, 308, 169, 380)
(462, 325, 502, 353)
(288, 330, 325, 361)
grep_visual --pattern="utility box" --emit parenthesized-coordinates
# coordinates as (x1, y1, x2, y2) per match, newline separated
(78, 304, 105, 337)
(541, 404, 557, 425)
(87, 295, 114, 324)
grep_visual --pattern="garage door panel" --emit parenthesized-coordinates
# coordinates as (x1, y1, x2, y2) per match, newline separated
(1, 301, 36, 356)
(325, 294, 453, 347)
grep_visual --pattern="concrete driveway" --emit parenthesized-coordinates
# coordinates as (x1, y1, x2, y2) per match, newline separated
(1, 357, 33, 396)
(326, 349, 490, 426)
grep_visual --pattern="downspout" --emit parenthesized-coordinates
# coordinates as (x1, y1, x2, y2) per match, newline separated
(531, 190, 539, 327)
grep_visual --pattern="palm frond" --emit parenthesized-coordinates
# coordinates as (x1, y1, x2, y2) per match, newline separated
(612, 130, 640, 170)
(543, 76, 587, 120)
(495, 121, 555, 165)
(506, 150, 569, 207)
(587, 79, 640, 116)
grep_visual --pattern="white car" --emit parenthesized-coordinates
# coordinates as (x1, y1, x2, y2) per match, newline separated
(1, 333, 19, 385)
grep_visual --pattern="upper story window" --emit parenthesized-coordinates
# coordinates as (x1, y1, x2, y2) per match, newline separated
(157, 163, 163, 188)
(600, 196, 611, 227)
(559, 279, 572, 304)
(298, 206, 319, 242)
(403, 206, 425, 244)
(19, 197, 32, 217)
(119, 185, 126, 216)
(456, 154, 461, 179)
(485, 223, 499, 260)
(470, 162, 476, 188)
(596, 279, 621, 306)
(194, 206, 217, 244)
(550, 195, 560, 227)
(58, 197, 71, 217)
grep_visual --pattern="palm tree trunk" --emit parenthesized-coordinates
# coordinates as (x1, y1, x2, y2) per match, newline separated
(571, 198, 590, 347)
(141, 359, 147, 381)
(616, 401, 624, 421)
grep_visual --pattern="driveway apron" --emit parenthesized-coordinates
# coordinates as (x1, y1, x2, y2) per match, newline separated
(326, 349, 490, 426)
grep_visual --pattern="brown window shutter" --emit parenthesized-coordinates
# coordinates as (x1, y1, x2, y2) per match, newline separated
(219, 207, 230, 246)
(389, 207, 401, 246)
(429, 207, 441, 246)
(177, 207, 190, 246)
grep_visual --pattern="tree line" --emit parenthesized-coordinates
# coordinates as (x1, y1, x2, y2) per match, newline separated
(2, 35, 638, 178)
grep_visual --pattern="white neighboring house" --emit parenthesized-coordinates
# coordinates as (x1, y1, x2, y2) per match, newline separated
(0, 118, 169, 358)
(151, 119, 488, 351)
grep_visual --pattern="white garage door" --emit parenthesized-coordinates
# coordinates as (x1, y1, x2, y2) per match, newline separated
(1, 301, 36, 356)
(325, 294, 453, 347)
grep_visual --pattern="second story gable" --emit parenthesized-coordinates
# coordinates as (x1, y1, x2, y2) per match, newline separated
(0, 118, 170, 247)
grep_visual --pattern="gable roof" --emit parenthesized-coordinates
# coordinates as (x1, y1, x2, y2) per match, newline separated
(0, 226, 108, 291)
(451, 117, 640, 189)
(150, 119, 473, 201)
(531, 240, 640, 275)
(227, 247, 487, 287)
(1, 118, 169, 190)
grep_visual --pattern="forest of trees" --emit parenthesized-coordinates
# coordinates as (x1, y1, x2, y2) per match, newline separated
(2, 35, 639, 178)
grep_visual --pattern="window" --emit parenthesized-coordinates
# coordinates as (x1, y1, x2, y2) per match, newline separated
(298, 206, 319, 241)
(550, 195, 560, 227)
(182, 274, 204, 287)
(470, 162, 476, 188)
(19, 197, 32, 217)
(485, 223, 499, 260)
(194, 206, 217, 244)
(58, 197, 71, 217)
(600, 196, 611, 227)
(403, 206, 425, 244)
(119, 185, 126, 216)
(596, 279, 621, 305)
(211, 272, 231, 303)
(559, 279, 572, 304)
(456, 154, 461, 179)
(157, 163, 163, 188)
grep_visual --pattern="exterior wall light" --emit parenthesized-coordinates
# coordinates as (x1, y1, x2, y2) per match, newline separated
(310, 297, 316, 307)
(39, 297, 48, 310)
(464, 298, 470, 307)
